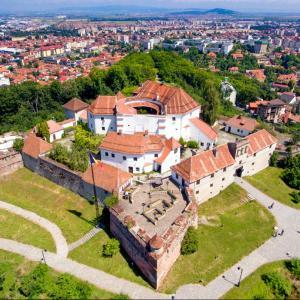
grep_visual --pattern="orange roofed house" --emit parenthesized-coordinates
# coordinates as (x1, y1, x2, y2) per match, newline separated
(171, 129, 277, 203)
(99, 131, 181, 174)
(63, 98, 89, 123)
(87, 80, 217, 150)
(225, 115, 259, 136)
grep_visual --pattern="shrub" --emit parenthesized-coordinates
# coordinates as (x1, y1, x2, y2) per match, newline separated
(13, 138, 24, 152)
(74, 125, 103, 152)
(179, 137, 186, 147)
(186, 140, 199, 149)
(112, 294, 131, 300)
(285, 259, 300, 279)
(291, 191, 300, 204)
(181, 227, 199, 255)
(104, 195, 119, 208)
(49, 273, 91, 299)
(261, 271, 292, 299)
(269, 152, 279, 167)
(36, 121, 50, 142)
(19, 264, 52, 298)
(102, 238, 120, 257)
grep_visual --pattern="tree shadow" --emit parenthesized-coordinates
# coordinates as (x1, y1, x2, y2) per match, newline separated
(67, 209, 106, 227)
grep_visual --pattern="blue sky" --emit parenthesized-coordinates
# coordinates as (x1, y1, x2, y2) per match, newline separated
(1, 0, 300, 13)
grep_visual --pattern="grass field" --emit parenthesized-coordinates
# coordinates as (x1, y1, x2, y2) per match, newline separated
(160, 184, 275, 293)
(245, 167, 299, 209)
(0, 250, 118, 299)
(223, 260, 300, 299)
(0, 168, 99, 243)
(0, 209, 55, 252)
(69, 229, 150, 288)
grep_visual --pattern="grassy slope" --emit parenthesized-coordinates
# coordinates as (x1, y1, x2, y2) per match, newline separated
(0, 250, 117, 299)
(69, 230, 150, 288)
(223, 260, 300, 299)
(160, 184, 275, 293)
(0, 209, 55, 252)
(0, 168, 98, 243)
(245, 167, 299, 209)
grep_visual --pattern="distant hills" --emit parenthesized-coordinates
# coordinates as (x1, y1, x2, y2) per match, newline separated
(170, 8, 238, 16)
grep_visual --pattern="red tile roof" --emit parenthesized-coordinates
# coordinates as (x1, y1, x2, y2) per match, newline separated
(190, 118, 218, 140)
(225, 115, 258, 132)
(63, 98, 89, 112)
(133, 81, 199, 114)
(81, 162, 132, 193)
(89, 95, 118, 115)
(46, 120, 63, 134)
(100, 132, 164, 155)
(171, 144, 235, 183)
(246, 129, 277, 155)
(22, 133, 52, 159)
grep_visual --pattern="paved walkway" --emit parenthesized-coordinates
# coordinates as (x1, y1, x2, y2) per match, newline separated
(0, 238, 167, 299)
(68, 226, 103, 252)
(0, 200, 68, 257)
(0, 179, 299, 299)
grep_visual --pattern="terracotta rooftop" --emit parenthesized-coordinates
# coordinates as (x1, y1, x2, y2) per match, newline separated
(190, 118, 218, 140)
(171, 143, 235, 183)
(89, 95, 118, 115)
(246, 129, 278, 155)
(63, 98, 89, 112)
(81, 162, 132, 194)
(225, 115, 258, 132)
(149, 234, 164, 249)
(46, 120, 63, 134)
(22, 133, 53, 159)
(100, 132, 165, 155)
(133, 81, 199, 114)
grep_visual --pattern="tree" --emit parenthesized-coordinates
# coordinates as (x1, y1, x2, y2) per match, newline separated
(13, 138, 24, 152)
(181, 227, 199, 255)
(269, 152, 279, 167)
(202, 80, 220, 125)
(36, 121, 50, 142)
(104, 195, 119, 208)
(186, 140, 199, 149)
(105, 66, 128, 93)
(285, 258, 300, 279)
(102, 238, 120, 257)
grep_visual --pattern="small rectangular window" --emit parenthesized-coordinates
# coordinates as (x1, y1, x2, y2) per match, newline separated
(196, 191, 199, 194)
(134, 157, 137, 161)
(136, 167, 140, 172)
(105, 152, 108, 156)
(101, 117, 104, 121)
(211, 174, 214, 178)
(196, 179, 200, 185)
(175, 174, 178, 179)
(223, 167, 226, 172)
(123, 156, 126, 160)
(210, 183, 213, 187)
(172, 117, 176, 121)
(222, 178, 225, 181)
(252, 162, 255, 165)
(102, 126, 105, 130)
(154, 154, 158, 158)
(111, 153, 115, 158)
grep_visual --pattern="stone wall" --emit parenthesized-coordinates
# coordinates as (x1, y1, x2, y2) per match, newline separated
(0, 151, 23, 176)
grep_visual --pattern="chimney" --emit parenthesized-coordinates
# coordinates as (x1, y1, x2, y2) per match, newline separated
(117, 130, 122, 135)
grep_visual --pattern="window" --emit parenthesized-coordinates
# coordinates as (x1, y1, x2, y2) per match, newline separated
(237, 129, 240, 132)
(239, 160, 242, 164)
(196, 179, 200, 185)
(104, 191, 108, 195)
(110, 127, 113, 130)
(222, 177, 225, 181)
(172, 117, 176, 121)
(254, 153, 257, 157)
(269, 145, 272, 149)
(210, 183, 213, 187)
(223, 167, 227, 172)
(252, 162, 255, 165)
(102, 127, 105, 131)
(196, 191, 199, 194)
(105, 152, 108, 156)
(134, 157, 137, 161)
(201, 142, 204, 146)
(136, 167, 140, 172)
(211, 173, 214, 178)
(111, 153, 115, 158)
(101, 117, 104, 121)
(154, 154, 158, 158)
(175, 174, 178, 179)
(123, 156, 126, 160)
(174, 148, 178, 154)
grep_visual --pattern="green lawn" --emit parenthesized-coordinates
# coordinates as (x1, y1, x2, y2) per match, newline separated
(160, 184, 275, 293)
(245, 167, 300, 209)
(0, 250, 119, 299)
(69, 230, 150, 288)
(223, 260, 300, 299)
(0, 209, 55, 252)
(0, 168, 98, 243)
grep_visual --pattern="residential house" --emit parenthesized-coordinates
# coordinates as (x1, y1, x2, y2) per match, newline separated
(63, 98, 89, 123)
(225, 115, 258, 137)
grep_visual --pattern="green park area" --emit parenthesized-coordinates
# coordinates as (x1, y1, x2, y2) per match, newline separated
(0, 250, 120, 299)
(0, 209, 55, 252)
(0, 168, 98, 243)
(245, 167, 300, 209)
(160, 184, 275, 293)
(224, 259, 300, 299)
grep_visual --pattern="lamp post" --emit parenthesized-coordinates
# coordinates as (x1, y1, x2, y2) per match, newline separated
(237, 266, 243, 287)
